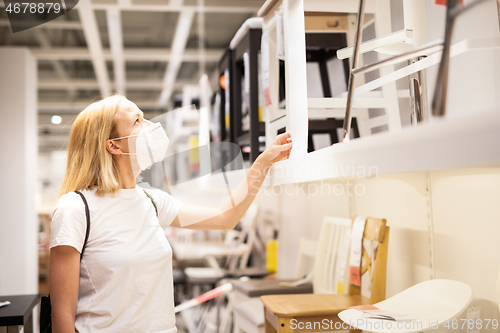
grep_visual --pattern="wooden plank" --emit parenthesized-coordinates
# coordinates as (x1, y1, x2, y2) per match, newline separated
(370, 226, 390, 303)
(261, 294, 370, 316)
(363, 217, 387, 242)
(266, 307, 279, 331)
(304, 12, 349, 32)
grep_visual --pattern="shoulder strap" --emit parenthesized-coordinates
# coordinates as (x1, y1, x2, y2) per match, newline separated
(143, 189, 158, 217)
(74, 191, 90, 261)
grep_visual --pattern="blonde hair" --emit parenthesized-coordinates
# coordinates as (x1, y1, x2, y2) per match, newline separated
(60, 94, 126, 196)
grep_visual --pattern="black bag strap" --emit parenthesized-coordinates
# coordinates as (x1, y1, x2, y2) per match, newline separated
(74, 191, 90, 260)
(143, 189, 158, 217)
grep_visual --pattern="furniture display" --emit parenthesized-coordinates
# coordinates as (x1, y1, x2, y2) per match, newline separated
(258, 0, 500, 187)
(232, 216, 353, 333)
(217, 48, 233, 143)
(259, 0, 399, 155)
(341, 0, 500, 139)
(0, 294, 39, 333)
(230, 17, 265, 162)
(183, 203, 263, 285)
(260, 216, 390, 332)
(305, 32, 361, 151)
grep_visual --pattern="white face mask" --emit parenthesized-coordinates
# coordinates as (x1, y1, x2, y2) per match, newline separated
(111, 122, 170, 171)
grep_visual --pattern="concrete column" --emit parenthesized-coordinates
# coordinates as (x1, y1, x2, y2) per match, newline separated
(0, 47, 38, 296)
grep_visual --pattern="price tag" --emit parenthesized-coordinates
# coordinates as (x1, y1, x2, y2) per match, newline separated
(275, 11, 285, 60)
(224, 69, 230, 129)
(349, 216, 366, 286)
(243, 52, 250, 94)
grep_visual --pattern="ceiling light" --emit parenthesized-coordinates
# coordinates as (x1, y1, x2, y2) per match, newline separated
(51, 115, 62, 125)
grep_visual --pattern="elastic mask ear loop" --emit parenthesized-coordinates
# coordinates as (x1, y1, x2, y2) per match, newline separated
(110, 133, 137, 141)
(110, 134, 138, 156)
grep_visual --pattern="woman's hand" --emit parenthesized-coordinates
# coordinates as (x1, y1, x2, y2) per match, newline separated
(259, 132, 293, 165)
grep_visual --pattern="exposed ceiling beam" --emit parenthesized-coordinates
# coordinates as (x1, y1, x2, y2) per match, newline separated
(33, 30, 78, 101)
(33, 30, 70, 81)
(169, 0, 184, 6)
(39, 100, 165, 113)
(91, 3, 260, 13)
(32, 48, 223, 62)
(0, 19, 83, 30)
(158, 9, 195, 106)
(78, 0, 111, 97)
(106, 8, 126, 95)
(39, 79, 197, 90)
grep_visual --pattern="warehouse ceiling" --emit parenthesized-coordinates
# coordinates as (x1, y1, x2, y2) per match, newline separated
(0, 0, 262, 152)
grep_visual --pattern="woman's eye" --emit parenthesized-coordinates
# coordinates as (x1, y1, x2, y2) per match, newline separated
(135, 119, 140, 124)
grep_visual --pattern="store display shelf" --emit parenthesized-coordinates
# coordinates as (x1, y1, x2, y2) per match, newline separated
(354, 37, 500, 96)
(337, 29, 414, 59)
(267, 109, 500, 186)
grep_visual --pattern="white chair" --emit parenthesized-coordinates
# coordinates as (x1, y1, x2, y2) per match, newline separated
(232, 216, 352, 333)
(259, 0, 410, 153)
(338, 279, 473, 333)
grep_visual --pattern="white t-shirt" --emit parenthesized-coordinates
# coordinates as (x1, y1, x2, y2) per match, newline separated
(50, 186, 183, 333)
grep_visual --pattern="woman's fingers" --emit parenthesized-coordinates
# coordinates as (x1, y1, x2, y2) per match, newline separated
(278, 142, 293, 150)
(275, 132, 292, 144)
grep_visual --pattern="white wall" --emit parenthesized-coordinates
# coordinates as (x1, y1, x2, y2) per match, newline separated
(0, 47, 38, 296)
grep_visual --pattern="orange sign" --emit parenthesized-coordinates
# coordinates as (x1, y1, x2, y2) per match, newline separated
(435, 0, 464, 5)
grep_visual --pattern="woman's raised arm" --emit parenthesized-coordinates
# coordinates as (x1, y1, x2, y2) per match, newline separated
(170, 132, 292, 230)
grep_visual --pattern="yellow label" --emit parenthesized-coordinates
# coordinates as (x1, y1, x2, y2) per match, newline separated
(189, 136, 199, 163)
(337, 282, 344, 294)
(266, 240, 278, 273)
(258, 106, 263, 122)
(225, 114, 230, 129)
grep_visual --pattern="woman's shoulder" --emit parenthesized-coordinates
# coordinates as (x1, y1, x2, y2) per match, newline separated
(53, 190, 94, 216)
(57, 191, 83, 206)
(142, 186, 173, 202)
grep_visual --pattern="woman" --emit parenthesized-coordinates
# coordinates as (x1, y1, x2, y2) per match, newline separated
(49, 94, 292, 332)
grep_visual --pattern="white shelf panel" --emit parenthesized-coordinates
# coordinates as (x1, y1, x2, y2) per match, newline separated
(337, 29, 413, 59)
(308, 97, 387, 109)
(268, 110, 500, 186)
(355, 37, 500, 96)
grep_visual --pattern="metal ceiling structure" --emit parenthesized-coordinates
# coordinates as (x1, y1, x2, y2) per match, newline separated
(0, 0, 262, 152)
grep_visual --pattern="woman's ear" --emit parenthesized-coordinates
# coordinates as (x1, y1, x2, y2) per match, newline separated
(106, 139, 122, 155)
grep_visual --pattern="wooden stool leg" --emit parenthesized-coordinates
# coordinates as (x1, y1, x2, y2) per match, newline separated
(265, 318, 277, 333)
